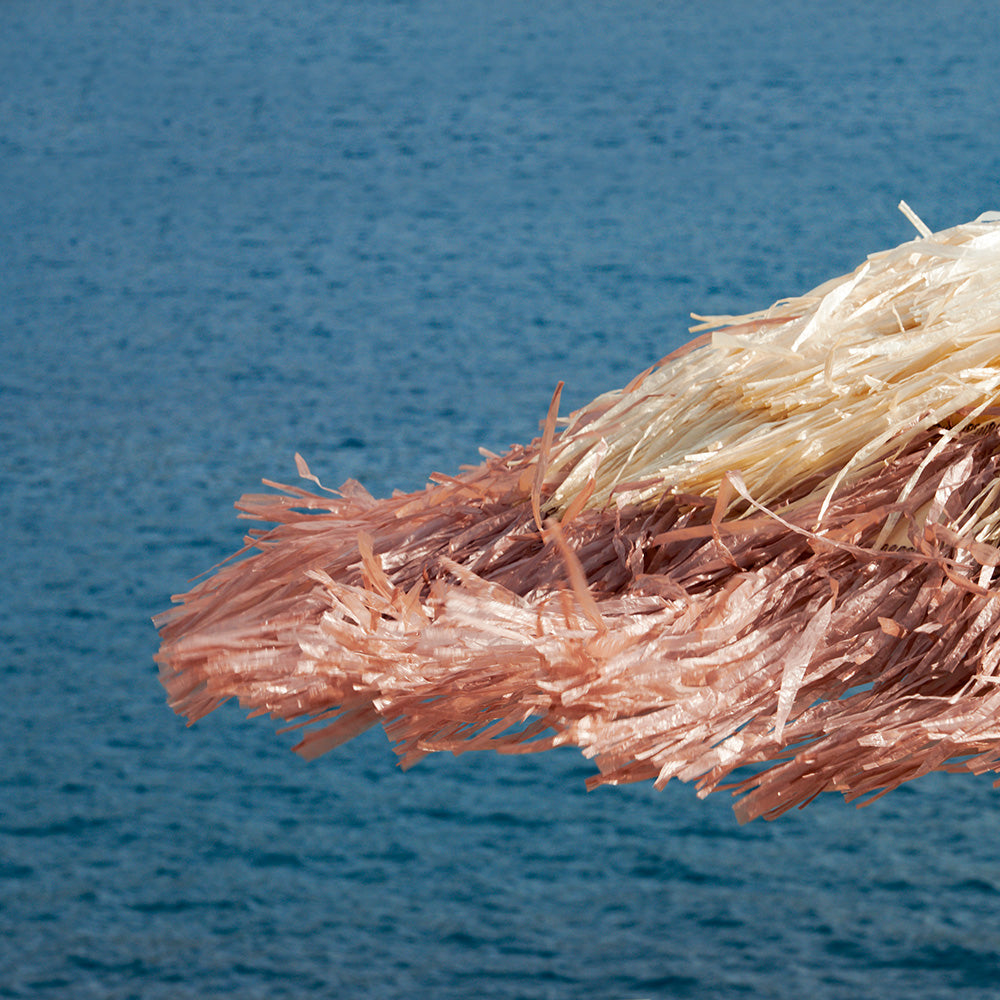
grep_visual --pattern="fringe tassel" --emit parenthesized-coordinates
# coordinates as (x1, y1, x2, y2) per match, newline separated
(156, 211, 1000, 820)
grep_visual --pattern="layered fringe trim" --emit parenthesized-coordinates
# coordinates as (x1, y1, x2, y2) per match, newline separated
(156, 209, 1000, 821)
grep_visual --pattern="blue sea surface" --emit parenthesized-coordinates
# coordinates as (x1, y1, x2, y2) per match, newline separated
(4, 2, 1000, 997)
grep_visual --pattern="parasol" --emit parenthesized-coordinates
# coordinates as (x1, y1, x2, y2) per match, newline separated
(156, 204, 1000, 821)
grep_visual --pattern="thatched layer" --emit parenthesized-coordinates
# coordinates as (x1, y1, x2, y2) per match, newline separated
(156, 209, 1000, 820)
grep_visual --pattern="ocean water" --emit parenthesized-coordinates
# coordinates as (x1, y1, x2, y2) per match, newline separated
(4, 2, 1000, 997)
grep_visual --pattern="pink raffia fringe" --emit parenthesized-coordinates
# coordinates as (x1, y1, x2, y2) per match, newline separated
(156, 205, 1000, 820)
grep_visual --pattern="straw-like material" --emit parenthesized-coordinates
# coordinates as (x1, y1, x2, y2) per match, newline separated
(156, 206, 1000, 820)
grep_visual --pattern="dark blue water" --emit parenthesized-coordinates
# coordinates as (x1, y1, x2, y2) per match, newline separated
(5, 2, 1000, 997)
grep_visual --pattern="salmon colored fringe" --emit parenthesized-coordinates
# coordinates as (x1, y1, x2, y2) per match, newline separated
(156, 211, 1000, 821)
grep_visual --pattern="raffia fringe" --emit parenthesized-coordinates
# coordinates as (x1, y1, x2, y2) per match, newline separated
(156, 207, 1000, 821)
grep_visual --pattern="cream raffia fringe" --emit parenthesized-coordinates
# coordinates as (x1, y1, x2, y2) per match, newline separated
(548, 205, 1000, 524)
(156, 205, 1000, 821)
